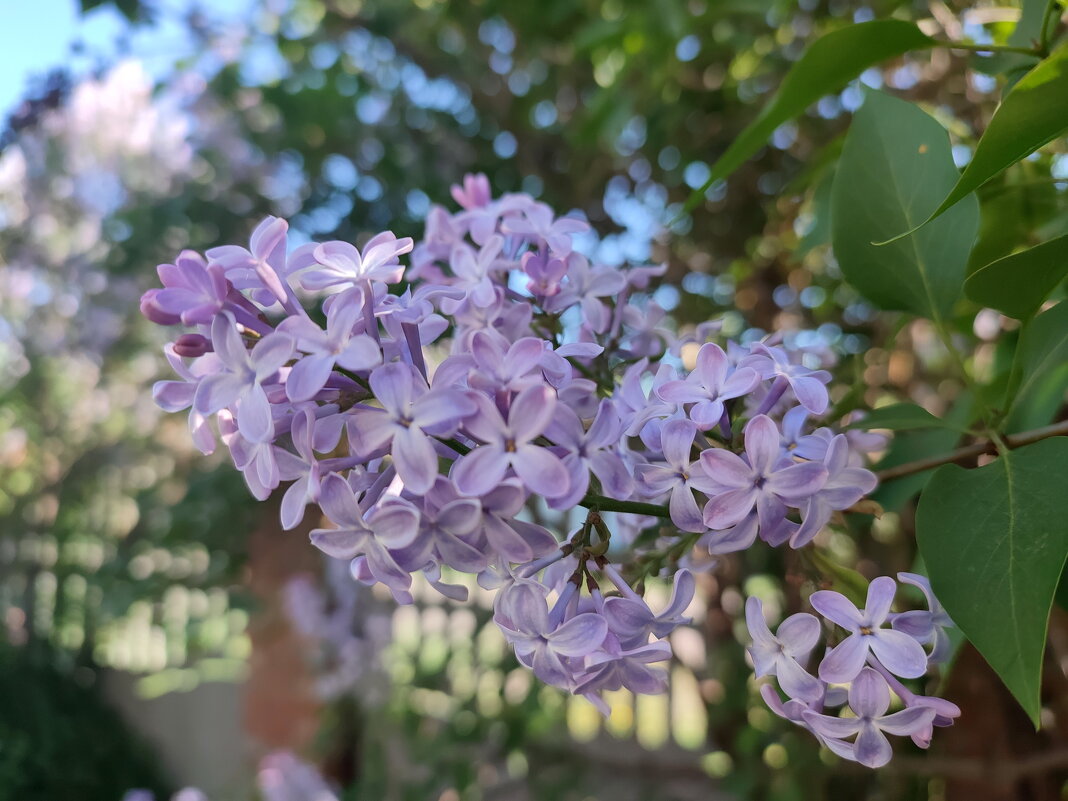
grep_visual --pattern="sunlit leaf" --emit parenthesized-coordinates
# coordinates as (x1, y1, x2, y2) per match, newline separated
(683, 20, 934, 211)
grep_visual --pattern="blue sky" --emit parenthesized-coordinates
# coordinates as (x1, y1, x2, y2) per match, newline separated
(0, 0, 252, 118)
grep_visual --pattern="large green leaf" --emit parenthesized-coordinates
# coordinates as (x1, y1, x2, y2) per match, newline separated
(917, 437, 1068, 727)
(965, 234, 1068, 319)
(1005, 300, 1068, 422)
(830, 91, 979, 321)
(883, 42, 1068, 239)
(848, 402, 967, 432)
(683, 20, 934, 211)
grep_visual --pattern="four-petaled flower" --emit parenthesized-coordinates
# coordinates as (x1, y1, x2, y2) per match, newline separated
(495, 582, 608, 687)
(310, 473, 419, 597)
(700, 415, 827, 533)
(347, 362, 476, 493)
(657, 343, 760, 430)
(745, 596, 823, 702)
(635, 419, 720, 533)
(803, 668, 936, 768)
(280, 300, 381, 402)
(194, 313, 294, 443)
(811, 576, 929, 683)
(452, 385, 570, 498)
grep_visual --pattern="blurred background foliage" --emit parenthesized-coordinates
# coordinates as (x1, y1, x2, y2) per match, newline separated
(1, 0, 1066, 798)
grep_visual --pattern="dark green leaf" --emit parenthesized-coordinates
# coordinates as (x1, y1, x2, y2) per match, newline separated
(917, 437, 1068, 726)
(966, 176, 1062, 275)
(884, 42, 1068, 239)
(965, 234, 1068, 319)
(831, 90, 979, 321)
(1005, 300, 1068, 422)
(848, 402, 965, 432)
(683, 20, 934, 211)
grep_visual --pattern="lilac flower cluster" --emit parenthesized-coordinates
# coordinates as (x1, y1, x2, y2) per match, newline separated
(747, 573, 960, 767)
(142, 173, 882, 713)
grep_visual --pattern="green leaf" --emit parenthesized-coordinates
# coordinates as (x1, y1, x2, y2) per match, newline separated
(830, 91, 979, 321)
(682, 20, 934, 211)
(917, 437, 1068, 727)
(966, 175, 1062, 275)
(1005, 300, 1068, 421)
(881, 42, 1068, 240)
(965, 234, 1068, 319)
(848, 402, 966, 432)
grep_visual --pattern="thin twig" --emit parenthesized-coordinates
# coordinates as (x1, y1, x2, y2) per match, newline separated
(876, 419, 1068, 483)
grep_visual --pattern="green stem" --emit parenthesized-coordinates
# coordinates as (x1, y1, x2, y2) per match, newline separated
(577, 494, 672, 519)
(934, 40, 1042, 56)
(1040, 0, 1061, 55)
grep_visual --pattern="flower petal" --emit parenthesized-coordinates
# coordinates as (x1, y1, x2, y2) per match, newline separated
(809, 590, 863, 629)
(848, 666, 891, 718)
(549, 613, 608, 657)
(392, 427, 439, 494)
(802, 710, 862, 741)
(877, 706, 937, 737)
(817, 632, 869, 684)
(869, 628, 929, 679)
(451, 445, 510, 496)
(513, 445, 570, 498)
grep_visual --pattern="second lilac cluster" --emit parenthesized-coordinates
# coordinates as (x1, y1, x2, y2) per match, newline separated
(747, 573, 960, 767)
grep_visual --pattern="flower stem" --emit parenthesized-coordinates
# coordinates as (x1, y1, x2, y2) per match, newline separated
(577, 494, 673, 519)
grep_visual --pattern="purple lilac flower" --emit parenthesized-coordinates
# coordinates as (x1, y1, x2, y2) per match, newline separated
(446, 236, 504, 308)
(700, 415, 827, 535)
(495, 581, 608, 687)
(141, 250, 228, 326)
(206, 216, 294, 308)
(602, 569, 694, 649)
(790, 434, 878, 548)
(501, 202, 589, 256)
(745, 596, 823, 702)
(635, 419, 720, 533)
(811, 577, 929, 683)
(452, 385, 570, 499)
(466, 331, 546, 393)
(544, 399, 633, 509)
(545, 253, 626, 332)
(295, 232, 413, 290)
(803, 668, 936, 768)
(194, 314, 294, 442)
(347, 362, 475, 493)
(741, 343, 831, 415)
(656, 343, 760, 431)
(474, 479, 558, 564)
(310, 474, 419, 600)
(143, 178, 894, 722)
(891, 572, 955, 663)
(392, 477, 486, 574)
(279, 300, 381, 402)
